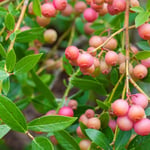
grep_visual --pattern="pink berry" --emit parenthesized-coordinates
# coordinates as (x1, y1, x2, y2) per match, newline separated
(138, 23, 150, 40)
(46, 110, 57, 116)
(119, 62, 133, 74)
(80, 64, 95, 75)
(100, 59, 112, 74)
(84, 23, 95, 35)
(90, 1, 103, 12)
(131, 45, 139, 54)
(65, 46, 79, 60)
(93, 0, 104, 5)
(128, 105, 145, 122)
(28, 2, 34, 15)
(36, 16, 50, 27)
(130, 0, 140, 7)
(83, 8, 98, 22)
(53, 0, 67, 11)
(118, 53, 126, 64)
(133, 64, 148, 79)
(141, 58, 150, 68)
(68, 100, 78, 110)
(61, 4, 73, 16)
(58, 106, 74, 117)
(131, 93, 148, 109)
(85, 109, 95, 118)
(105, 0, 113, 4)
(99, 3, 108, 16)
(108, 119, 117, 132)
(134, 118, 150, 136)
(111, 99, 129, 116)
(75, 1, 87, 13)
(117, 116, 133, 131)
(41, 3, 56, 17)
(87, 47, 96, 56)
(76, 126, 85, 138)
(105, 51, 118, 66)
(79, 139, 91, 150)
(77, 53, 94, 68)
(89, 36, 103, 48)
(87, 117, 101, 129)
(79, 114, 89, 126)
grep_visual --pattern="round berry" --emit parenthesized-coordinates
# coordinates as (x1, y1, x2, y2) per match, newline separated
(87, 117, 101, 130)
(68, 100, 78, 110)
(79, 114, 89, 126)
(65, 46, 79, 60)
(53, 0, 67, 10)
(79, 139, 91, 150)
(99, 3, 108, 16)
(85, 109, 95, 118)
(58, 106, 74, 117)
(61, 4, 73, 16)
(118, 53, 126, 64)
(44, 29, 57, 44)
(75, 1, 87, 13)
(138, 23, 150, 40)
(28, 2, 34, 15)
(76, 126, 85, 138)
(141, 58, 150, 68)
(80, 64, 95, 75)
(108, 119, 117, 132)
(87, 47, 96, 56)
(100, 59, 112, 74)
(90, 1, 103, 12)
(46, 110, 57, 116)
(36, 16, 50, 27)
(89, 36, 103, 48)
(94, 0, 104, 5)
(105, 51, 118, 66)
(119, 62, 133, 74)
(131, 45, 138, 54)
(84, 23, 95, 35)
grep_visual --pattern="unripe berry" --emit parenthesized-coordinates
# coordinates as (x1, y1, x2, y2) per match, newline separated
(89, 36, 103, 48)
(131, 45, 138, 54)
(53, 0, 67, 11)
(105, 51, 118, 66)
(138, 23, 150, 40)
(79, 114, 89, 126)
(50, 136, 58, 145)
(90, 1, 103, 12)
(131, 93, 148, 109)
(76, 126, 85, 138)
(86, 0, 92, 5)
(87, 117, 101, 129)
(133, 64, 148, 79)
(80, 64, 95, 75)
(83, 8, 98, 22)
(79, 139, 91, 150)
(108, 119, 117, 132)
(58, 106, 74, 117)
(75, 1, 87, 13)
(134, 118, 150, 136)
(44, 29, 57, 44)
(28, 2, 34, 15)
(36, 16, 50, 27)
(77, 53, 94, 68)
(68, 100, 78, 110)
(118, 53, 126, 64)
(69, 59, 78, 66)
(46, 110, 57, 116)
(61, 4, 73, 16)
(100, 59, 111, 74)
(130, 0, 140, 8)
(94, 0, 104, 5)
(85, 109, 95, 118)
(128, 105, 145, 122)
(41, 3, 56, 17)
(111, 99, 129, 116)
(119, 62, 133, 74)
(87, 47, 96, 56)
(65, 46, 79, 60)
(141, 58, 150, 68)
(117, 116, 133, 131)
(99, 3, 108, 16)
(84, 23, 95, 35)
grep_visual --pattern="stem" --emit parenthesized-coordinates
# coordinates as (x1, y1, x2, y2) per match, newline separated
(0, 26, 5, 36)
(112, 126, 119, 149)
(8, 0, 29, 52)
(122, 83, 126, 99)
(67, 24, 75, 46)
(108, 74, 125, 103)
(124, 0, 130, 96)
(26, 131, 34, 140)
(16, 0, 25, 10)
(0, 0, 13, 6)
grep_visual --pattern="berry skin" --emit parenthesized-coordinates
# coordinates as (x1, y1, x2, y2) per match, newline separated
(76, 126, 85, 138)
(79, 139, 91, 150)
(131, 45, 139, 54)
(105, 0, 113, 4)
(61, 4, 73, 16)
(36, 16, 50, 27)
(119, 62, 133, 74)
(79, 114, 89, 126)
(105, 51, 118, 66)
(90, 1, 103, 12)
(53, 0, 67, 11)
(130, 0, 140, 7)
(84, 23, 95, 35)
(99, 3, 108, 16)
(85, 109, 95, 118)
(118, 53, 126, 64)
(68, 100, 78, 110)
(46, 110, 57, 116)
(87, 47, 96, 56)
(89, 36, 103, 48)
(111, 99, 129, 116)
(100, 59, 112, 74)
(44, 29, 57, 44)
(83, 8, 98, 22)
(77, 53, 94, 68)
(28, 2, 34, 15)
(65, 46, 79, 60)
(128, 105, 145, 122)
(141, 58, 150, 68)
(80, 64, 95, 75)
(134, 118, 150, 136)
(58, 106, 74, 117)
(108, 119, 117, 132)
(41, 3, 56, 17)
(75, 1, 87, 13)
(138, 23, 150, 40)
(93, 0, 104, 5)
(131, 93, 148, 109)
(87, 117, 101, 130)
(133, 64, 148, 79)
(117, 116, 133, 131)
(50, 136, 58, 145)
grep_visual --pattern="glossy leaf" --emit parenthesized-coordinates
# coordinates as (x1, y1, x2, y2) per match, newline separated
(5, 13, 15, 30)
(96, 100, 109, 110)
(145, 107, 150, 116)
(110, 68, 118, 85)
(2, 77, 10, 95)
(33, 0, 41, 16)
(0, 44, 6, 58)
(32, 136, 54, 150)
(130, 7, 144, 13)
(14, 54, 42, 74)
(100, 112, 109, 129)
(135, 51, 150, 60)
(136, 41, 150, 50)
(28, 116, 77, 132)
(0, 95, 27, 132)
(63, 55, 73, 75)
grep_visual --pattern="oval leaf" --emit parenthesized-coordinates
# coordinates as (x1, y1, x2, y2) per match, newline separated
(33, 0, 41, 16)
(135, 51, 150, 60)
(0, 124, 10, 139)
(0, 70, 9, 81)
(5, 13, 15, 31)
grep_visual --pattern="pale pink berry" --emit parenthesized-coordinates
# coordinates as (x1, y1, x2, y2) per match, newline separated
(138, 23, 150, 40)
(36, 16, 50, 27)
(75, 1, 87, 13)
(99, 3, 108, 16)
(53, 0, 67, 11)
(90, 1, 103, 12)
(79, 114, 89, 126)
(118, 53, 126, 64)
(85, 109, 95, 118)
(84, 23, 95, 35)
(20, 26, 30, 32)
(80, 64, 95, 75)
(105, 51, 118, 66)
(46, 110, 57, 116)
(141, 58, 150, 68)
(108, 119, 117, 132)
(130, 0, 140, 7)
(76, 126, 85, 138)
(61, 4, 73, 16)
(79, 140, 91, 150)
(65, 46, 79, 60)
(68, 100, 78, 110)
(58, 106, 74, 117)
(100, 59, 111, 74)
(87, 47, 96, 56)
(131, 45, 139, 54)
(119, 62, 133, 74)
(87, 117, 101, 130)
(94, 0, 104, 5)
(89, 36, 103, 48)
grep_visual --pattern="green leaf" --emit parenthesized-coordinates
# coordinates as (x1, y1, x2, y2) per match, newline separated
(135, 51, 150, 60)
(103, 127, 114, 143)
(0, 124, 10, 139)
(5, 13, 15, 31)
(31, 71, 57, 108)
(86, 129, 112, 150)
(96, 100, 109, 110)
(71, 77, 107, 96)
(33, 0, 41, 16)
(0, 95, 27, 132)
(130, 7, 144, 13)
(6, 49, 16, 72)
(147, 0, 150, 10)
(115, 129, 132, 150)
(110, 68, 118, 85)
(135, 11, 150, 27)
(0, 70, 9, 81)
(100, 112, 109, 129)
(28, 116, 77, 132)
(0, 44, 6, 58)
(14, 54, 42, 74)
(75, 17, 84, 34)
(0, 7, 7, 16)
(80, 122, 88, 137)
(136, 41, 150, 50)
(32, 136, 54, 150)
(145, 107, 150, 116)
(63, 55, 73, 75)
(54, 130, 80, 150)
(2, 77, 10, 95)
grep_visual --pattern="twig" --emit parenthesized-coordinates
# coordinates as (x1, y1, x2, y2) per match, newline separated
(67, 23, 75, 46)
(26, 131, 34, 140)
